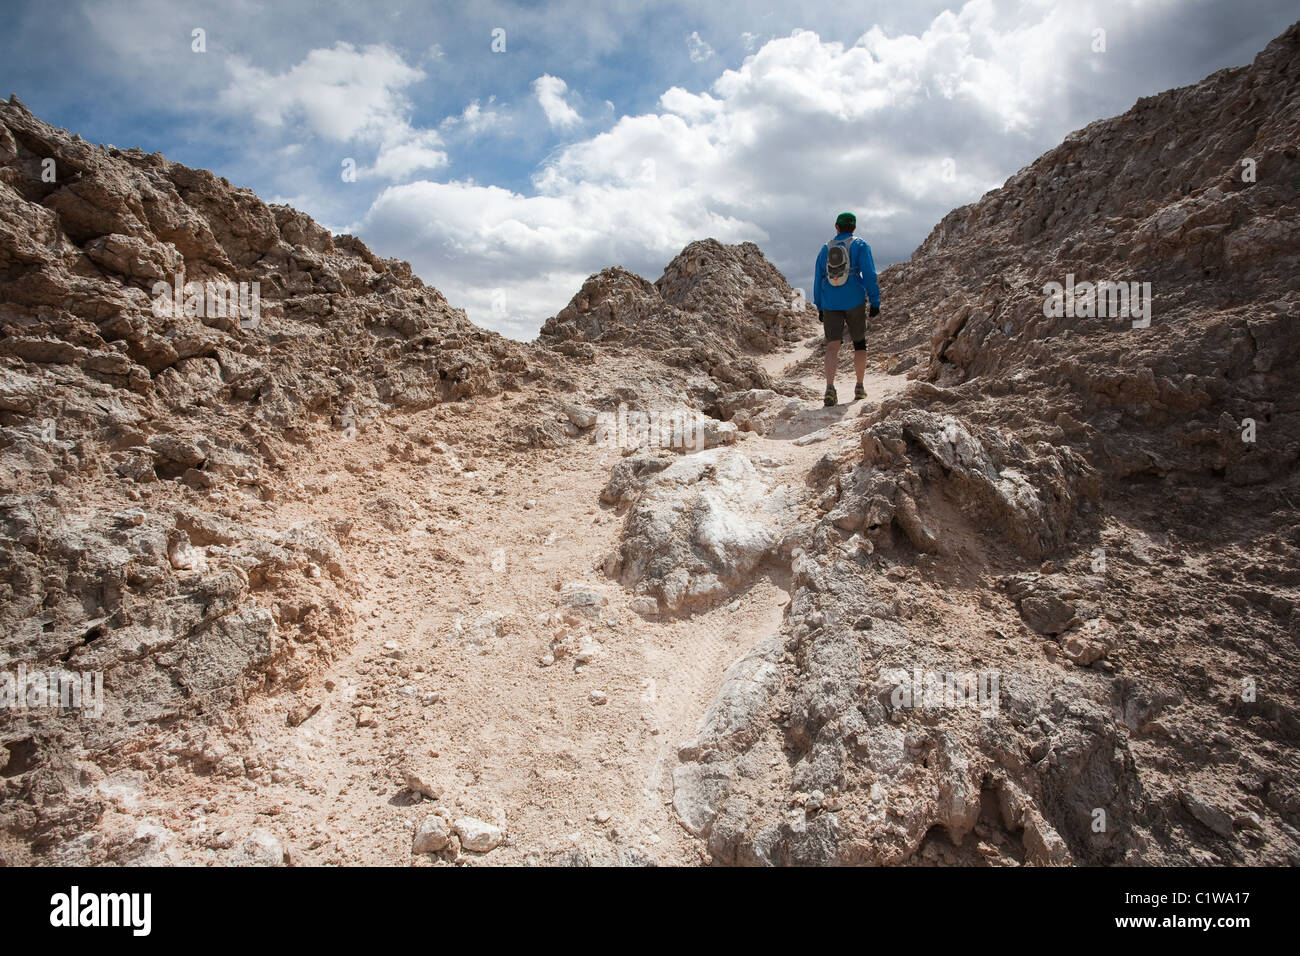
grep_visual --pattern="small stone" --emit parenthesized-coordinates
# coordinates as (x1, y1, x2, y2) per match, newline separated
(286, 702, 320, 727)
(594, 810, 612, 824)
(233, 829, 288, 866)
(702, 419, 738, 448)
(630, 597, 659, 616)
(1179, 788, 1234, 838)
(356, 706, 377, 728)
(413, 814, 450, 854)
(454, 817, 503, 852)
(1061, 633, 1107, 666)
(404, 768, 441, 800)
(589, 690, 608, 706)
(564, 404, 599, 429)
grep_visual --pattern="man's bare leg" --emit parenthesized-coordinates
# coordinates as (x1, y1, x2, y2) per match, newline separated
(825, 340, 841, 388)
(854, 348, 867, 387)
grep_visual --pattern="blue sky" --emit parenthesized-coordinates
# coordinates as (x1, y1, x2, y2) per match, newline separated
(2, 0, 1295, 338)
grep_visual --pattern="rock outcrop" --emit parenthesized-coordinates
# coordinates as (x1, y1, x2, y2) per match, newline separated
(538, 239, 810, 393)
(675, 23, 1300, 866)
(0, 94, 543, 854)
(603, 447, 801, 613)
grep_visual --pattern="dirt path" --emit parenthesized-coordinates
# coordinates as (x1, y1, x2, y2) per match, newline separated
(143, 350, 908, 866)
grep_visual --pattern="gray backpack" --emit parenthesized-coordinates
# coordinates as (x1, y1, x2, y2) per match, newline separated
(825, 237, 854, 287)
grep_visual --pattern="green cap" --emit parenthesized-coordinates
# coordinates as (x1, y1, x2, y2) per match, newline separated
(835, 211, 856, 229)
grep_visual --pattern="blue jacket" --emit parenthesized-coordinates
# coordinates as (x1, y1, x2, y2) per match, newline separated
(814, 232, 880, 311)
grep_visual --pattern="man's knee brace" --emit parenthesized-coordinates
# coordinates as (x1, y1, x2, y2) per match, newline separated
(853, 339, 867, 351)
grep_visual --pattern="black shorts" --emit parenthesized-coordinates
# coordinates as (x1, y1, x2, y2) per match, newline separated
(822, 302, 867, 343)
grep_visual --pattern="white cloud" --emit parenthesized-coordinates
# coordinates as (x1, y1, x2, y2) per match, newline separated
(532, 74, 582, 130)
(658, 87, 724, 122)
(221, 42, 423, 141)
(366, 136, 448, 180)
(686, 31, 716, 63)
(440, 97, 507, 137)
(219, 42, 446, 181)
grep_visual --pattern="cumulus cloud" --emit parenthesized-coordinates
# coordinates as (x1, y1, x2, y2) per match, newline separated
(221, 43, 421, 141)
(219, 42, 447, 181)
(440, 97, 507, 137)
(533, 74, 582, 130)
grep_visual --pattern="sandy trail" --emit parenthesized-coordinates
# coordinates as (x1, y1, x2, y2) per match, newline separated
(148, 345, 907, 865)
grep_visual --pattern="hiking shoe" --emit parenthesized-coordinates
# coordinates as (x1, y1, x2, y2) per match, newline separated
(823, 385, 837, 407)
(854, 381, 866, 400)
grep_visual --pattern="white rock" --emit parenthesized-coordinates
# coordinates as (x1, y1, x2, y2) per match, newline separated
(454, 817, 503, 852)
(562, 584, 608, 608)
(564, 404, 599, 429)
(404, 768, 441, 799)
(562, 583, 609, 620)
(454, 611, 506, 647)
(614, 448, 793, 612)
(232, 829, 287, 866)
(589, 690, 608, 706)
(413, 814, 450, 853)
(630, 596, 659, 616)
(792, 428, 832, 446)
(702, 419, 739, 448)
(168, 541, 207, 571)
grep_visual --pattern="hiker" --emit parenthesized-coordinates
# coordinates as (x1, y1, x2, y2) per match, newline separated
(813, 211, 881, 407)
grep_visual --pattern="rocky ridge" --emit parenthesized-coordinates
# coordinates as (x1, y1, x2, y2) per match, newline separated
(2, 23, 1299, 867)
(0, 94, 546, 853)
(671, 23, 1300, 865)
